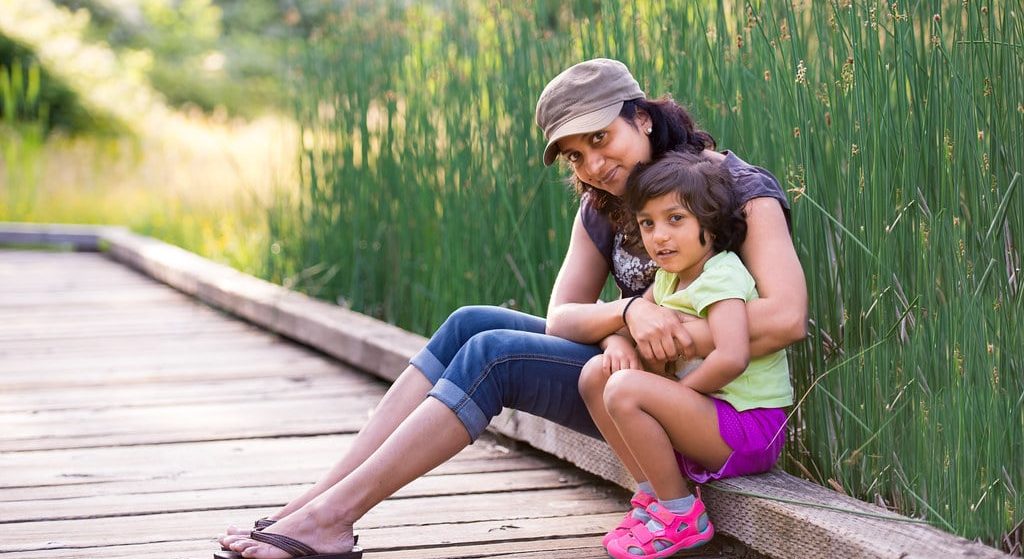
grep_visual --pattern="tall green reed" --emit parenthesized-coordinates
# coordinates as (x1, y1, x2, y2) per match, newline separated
(282, 0, 1021, 549)
(0, 59, 46, 217)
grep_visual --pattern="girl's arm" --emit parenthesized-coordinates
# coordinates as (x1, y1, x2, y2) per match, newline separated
(680, 198, 809, 358)
(545, 213, 691, 360)
(678, 298, 750, 394)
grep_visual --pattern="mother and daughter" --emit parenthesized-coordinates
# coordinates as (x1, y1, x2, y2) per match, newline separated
(217, 58, 807, 559)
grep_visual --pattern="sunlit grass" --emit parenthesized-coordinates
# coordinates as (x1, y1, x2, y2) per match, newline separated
(1, 110, 297, 270)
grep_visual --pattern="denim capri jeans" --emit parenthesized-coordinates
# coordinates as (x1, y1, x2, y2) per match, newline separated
(410, 305, 603, 441)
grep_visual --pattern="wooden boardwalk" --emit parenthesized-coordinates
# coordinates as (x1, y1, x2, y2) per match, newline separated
(0, 249, 754, 559)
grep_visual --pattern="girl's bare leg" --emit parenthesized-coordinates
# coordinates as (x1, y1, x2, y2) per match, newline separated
(219, 366, 432, 546)
(604, 369, 731, 500)
(230, 397, 471, 558)
(578, 356, 647, 482)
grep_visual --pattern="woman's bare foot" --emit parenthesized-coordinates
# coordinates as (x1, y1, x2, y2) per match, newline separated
(229, 503, 356, 559)
(218, 516, 282, 550)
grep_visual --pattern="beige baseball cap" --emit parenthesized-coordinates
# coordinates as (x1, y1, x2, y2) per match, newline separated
(535, 58, 645, 166)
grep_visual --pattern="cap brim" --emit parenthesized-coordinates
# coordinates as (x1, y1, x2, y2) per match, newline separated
(542, 102, 624, 166)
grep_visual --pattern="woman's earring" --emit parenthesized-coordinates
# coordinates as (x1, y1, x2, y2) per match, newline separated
(646, 127, 653, 134)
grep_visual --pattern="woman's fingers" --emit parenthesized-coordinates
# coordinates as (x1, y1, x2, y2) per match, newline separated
(673, 326, 696, 359)
(625, 352, 639, 370)
(627, 300, 691, 361)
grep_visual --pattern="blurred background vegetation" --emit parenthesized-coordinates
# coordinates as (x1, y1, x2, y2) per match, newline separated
(1, 0, 1021, 554)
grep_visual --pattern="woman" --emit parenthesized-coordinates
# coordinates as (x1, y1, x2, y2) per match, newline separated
(218, 58, 806, 559)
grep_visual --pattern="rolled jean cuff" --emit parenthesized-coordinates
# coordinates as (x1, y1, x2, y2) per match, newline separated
(410, 347, 446, 384)
(428, 378, 490, 441)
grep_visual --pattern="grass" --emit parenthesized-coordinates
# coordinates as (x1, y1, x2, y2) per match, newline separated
(281, 0, 1023, 551)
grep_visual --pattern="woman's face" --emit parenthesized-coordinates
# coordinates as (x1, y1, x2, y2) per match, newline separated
(556, 114, 652, 197)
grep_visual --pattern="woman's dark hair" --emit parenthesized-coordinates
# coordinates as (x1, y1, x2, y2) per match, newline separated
(569, 96, 717, 253)
(625, 151, 747, 253)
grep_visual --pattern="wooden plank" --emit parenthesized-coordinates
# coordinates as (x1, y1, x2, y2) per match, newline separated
(0, 476, 610, 523)
(0, 435, 541, 492)
(0, 334, 294, 360)
(0, 288, 188, 307)
(0, 321, 257, 345)
(0, 298, 230, 318)
(0, 323, 258, 347)
(0, 391, 382, 451)
(0, 536, 617, 559)
(370, 536, 761, 559)
(0, 372, 382, 412)
(0, 222, 114, 248)
(0, 330, 316, 358)
(0, 337, 322, 370)
(0, 306, 237, 324)
(0, 507, 625, 554)
(0, 356, 345, 390)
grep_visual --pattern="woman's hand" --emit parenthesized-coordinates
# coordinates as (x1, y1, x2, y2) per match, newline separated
(600, 334, 640, 374)
(623, 298, 695, 362)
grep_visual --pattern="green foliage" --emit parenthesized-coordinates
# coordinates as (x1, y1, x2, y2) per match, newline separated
(0, 33, 119, 134)
(48, 0, 297, 118)
(283, 0, 1023, 550)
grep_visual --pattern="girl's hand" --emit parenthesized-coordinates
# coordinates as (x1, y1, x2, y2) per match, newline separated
(623, 298, 695, 362)
(600, 334, 640, 375)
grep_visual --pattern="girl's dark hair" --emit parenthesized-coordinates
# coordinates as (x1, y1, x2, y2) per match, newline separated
(625, 151, 747, 253)
(569, 96, 717, 253)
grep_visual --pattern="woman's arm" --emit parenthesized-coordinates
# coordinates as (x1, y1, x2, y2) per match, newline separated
(679, 198, 809, 358)
(679, 298, 750, 394)
(544, 211, 630, 343)
(546, 213, 694, 361)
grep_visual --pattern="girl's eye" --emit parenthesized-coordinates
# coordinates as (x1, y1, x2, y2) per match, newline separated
(638, 218, 654, 228)
(565, 152, 580, 164)
(591, 131, 606, 144)
(669, 214, 684, 223)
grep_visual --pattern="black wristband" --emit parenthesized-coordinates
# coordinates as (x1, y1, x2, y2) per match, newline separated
(621, 295, 642, 326)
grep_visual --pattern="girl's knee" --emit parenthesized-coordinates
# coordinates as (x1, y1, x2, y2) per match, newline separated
(578, 355, 608, 400)
(602, 369, 646, 414)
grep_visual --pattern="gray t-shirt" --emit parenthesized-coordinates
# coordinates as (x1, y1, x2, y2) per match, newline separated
(580, 151, 791, 297)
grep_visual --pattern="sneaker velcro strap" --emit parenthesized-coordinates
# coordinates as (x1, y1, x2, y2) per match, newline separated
(629, 523, 655, 545)
(630, 491, 655, 508)
(646, 503, 677, 525)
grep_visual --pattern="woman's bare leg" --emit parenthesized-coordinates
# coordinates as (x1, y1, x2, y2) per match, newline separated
(230, 397, 471, 558)
(219, 365, 432, 546)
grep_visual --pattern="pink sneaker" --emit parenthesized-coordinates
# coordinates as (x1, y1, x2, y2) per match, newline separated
(601, 491, 655, 547)
(606, 496, 714, 559)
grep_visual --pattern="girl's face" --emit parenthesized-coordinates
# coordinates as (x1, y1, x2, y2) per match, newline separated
(636, 192, 715, 285)
(555, 115, 652, 197)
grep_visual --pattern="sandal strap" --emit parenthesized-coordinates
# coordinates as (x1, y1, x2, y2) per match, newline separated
(254, 518, 277, 530)
(250, 530, 317, 557)
(630, 491, 655, 509)
(629, 523, 655, 545)
(646, 499, 705, 526)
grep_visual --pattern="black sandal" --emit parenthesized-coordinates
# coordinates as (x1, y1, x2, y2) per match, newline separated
(214, 518, 277, 559)
(242, 530, 362, 559)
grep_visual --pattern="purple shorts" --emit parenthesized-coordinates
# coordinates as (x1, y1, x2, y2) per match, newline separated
(675, 398, 787, 484)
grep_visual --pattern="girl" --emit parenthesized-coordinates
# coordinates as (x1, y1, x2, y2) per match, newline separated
(218, 59, 805, 559)
(580, 152, 793, 559)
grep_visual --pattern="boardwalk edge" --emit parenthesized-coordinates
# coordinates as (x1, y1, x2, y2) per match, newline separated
(0, 222, 1009, 559)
